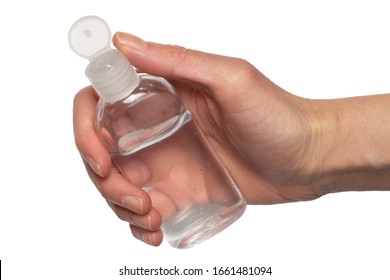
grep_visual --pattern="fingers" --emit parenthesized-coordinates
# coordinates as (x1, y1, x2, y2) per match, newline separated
(108, 201, 163, 247)
(84, 150, 164, 247)
(86, 162, 153, 215)
(130, 224, 164, 247)
(73, 86, 111, 177)
(108, 201, 162, 230)
(73, 78, 168, 248)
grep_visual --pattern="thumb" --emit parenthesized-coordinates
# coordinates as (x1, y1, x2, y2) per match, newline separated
(112, 32, 257, 95)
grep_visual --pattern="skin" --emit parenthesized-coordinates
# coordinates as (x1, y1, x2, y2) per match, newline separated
(73, 32, 390, 246)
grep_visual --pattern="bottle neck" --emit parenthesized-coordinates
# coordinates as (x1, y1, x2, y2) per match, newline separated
(86, 49, 140, 103)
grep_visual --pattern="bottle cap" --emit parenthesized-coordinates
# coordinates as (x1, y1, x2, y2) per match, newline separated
(68, 16, 112, 61)
(69, 16, 140, 102)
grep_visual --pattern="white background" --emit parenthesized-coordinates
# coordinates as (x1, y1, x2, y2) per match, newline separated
(0, 0, 389, 279)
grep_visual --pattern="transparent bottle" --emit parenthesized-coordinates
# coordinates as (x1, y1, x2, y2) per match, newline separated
(69, 16, 246, 248)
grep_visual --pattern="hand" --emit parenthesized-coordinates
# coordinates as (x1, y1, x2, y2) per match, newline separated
(73, 32, 322, 246)
(73, 32, 390, 246)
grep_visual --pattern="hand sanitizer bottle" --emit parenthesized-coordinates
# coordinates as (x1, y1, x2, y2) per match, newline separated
(69, 16, 246, 248)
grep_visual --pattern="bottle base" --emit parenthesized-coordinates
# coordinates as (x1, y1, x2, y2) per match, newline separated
(163, 202, 246, 249)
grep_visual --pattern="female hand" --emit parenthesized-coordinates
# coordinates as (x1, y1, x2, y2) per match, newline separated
(73, 32, 390, 246)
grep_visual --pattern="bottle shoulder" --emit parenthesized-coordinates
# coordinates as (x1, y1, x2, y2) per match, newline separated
(95, 74, 192, 155)
(97, 74, 177, 111)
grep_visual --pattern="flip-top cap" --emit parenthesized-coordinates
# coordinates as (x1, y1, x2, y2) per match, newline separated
(68, 16, 112, 61)
(69, 16, 140, 102)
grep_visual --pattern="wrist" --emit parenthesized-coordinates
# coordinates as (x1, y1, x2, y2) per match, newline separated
(304, 95, 390, 194)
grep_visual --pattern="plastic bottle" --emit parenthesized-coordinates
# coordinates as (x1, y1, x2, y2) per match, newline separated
(69, 16, 246, 248)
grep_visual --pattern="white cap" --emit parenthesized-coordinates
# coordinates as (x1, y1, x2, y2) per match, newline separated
(69, 16, 140, 103)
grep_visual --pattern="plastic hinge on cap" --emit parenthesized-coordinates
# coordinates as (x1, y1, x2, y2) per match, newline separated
(68, 15, 112, 61)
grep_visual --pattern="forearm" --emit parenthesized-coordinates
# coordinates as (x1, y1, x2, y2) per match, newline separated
(307, 94, 390, 193)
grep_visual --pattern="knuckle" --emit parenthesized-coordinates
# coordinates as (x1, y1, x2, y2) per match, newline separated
(166, 44, 190, 75)
(98, 185, 112, 201)
(229, 58, 261, 84)
(169, 44, 189, 62)
(98, 178, 114, 199)
(110, 203, 130, 222)
(73, 86, 93, 108)
(74, 125, 95, 151)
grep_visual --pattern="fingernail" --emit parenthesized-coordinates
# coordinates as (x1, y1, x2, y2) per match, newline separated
(141, 232, 150, 244)
(86, 157, 103, 177)
(122, 196, 144, 214)
(115, 32, 146, 50)
(132, 214, 152, 230)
